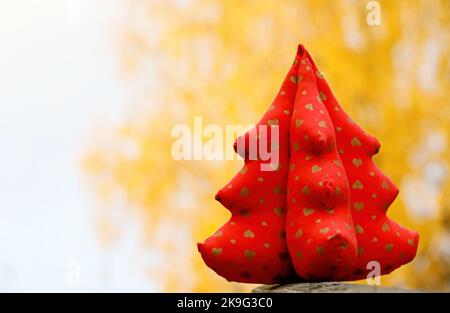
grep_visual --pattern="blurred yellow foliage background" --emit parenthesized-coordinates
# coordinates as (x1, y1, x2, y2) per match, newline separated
(84, 0, 450, 291)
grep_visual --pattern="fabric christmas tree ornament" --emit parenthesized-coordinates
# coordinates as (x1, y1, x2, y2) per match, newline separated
(198, 44, 419, 283)
(197, 50, 301, 283)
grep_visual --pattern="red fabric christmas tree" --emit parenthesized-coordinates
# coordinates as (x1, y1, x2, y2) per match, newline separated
(198, 44, 419, 283)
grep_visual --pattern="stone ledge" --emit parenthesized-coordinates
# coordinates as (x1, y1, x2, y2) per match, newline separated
(252, 282, 418, 293)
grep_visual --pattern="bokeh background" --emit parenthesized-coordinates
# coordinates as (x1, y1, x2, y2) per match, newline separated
(0, 0, 448, 292)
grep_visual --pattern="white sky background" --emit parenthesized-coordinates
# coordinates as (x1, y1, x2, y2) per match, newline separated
(0, 0, 156, 291)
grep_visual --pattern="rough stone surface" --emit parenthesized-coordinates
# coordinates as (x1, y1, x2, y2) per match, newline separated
(252, 282, 417, 293)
